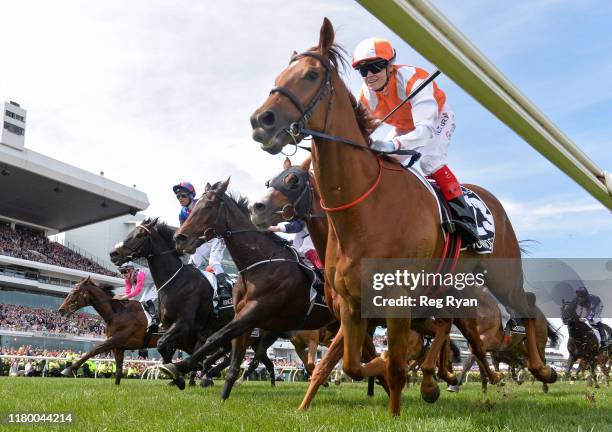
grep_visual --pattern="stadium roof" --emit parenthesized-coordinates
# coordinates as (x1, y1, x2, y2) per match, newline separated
(0, 142, 149, 232)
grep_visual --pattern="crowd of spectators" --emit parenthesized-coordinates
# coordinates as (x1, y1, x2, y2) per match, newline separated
(0, 224, 118, 277)
(1, 346, 307, 380)
(0, 346, 150, 378)
(271, 358, 301, 368)
(0, 304, 105, 337)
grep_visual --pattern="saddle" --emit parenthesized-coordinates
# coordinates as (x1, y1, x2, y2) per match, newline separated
(505, 317, 526, 335)
(397, 162, 496, 254)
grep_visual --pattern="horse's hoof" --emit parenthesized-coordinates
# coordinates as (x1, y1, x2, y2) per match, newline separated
(421, 385, 440, 403)
(271, 381, 275, 387)
(175, 377, 186, 391)
(322, 382, 329, 388)
(158, 363, 178, 380)
(447, 385, 459, 393)
(167, 380, 176, 386)
(201, 378, 214, 388)
(60, 368, 72, 377)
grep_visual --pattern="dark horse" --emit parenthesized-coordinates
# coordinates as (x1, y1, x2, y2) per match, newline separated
(562, 299, 610, 387)
(58, 277, 195, 384)
(250, 18, 556, 416)
(160, 182, 336, 400)
(109, 218, 281, 388)
(110, 219, 215, 368)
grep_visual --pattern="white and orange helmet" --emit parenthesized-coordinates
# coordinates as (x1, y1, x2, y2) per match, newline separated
(352, 37, 396, 67)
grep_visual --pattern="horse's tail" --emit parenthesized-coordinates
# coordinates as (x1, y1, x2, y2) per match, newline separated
(546, 320, 561, 347)
(518, 239, 539, 257)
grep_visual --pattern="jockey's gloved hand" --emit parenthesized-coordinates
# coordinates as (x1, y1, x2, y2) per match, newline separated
(370, 139, 398, 153)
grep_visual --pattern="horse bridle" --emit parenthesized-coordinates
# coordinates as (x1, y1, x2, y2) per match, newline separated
(270, 51, 334, 143)
(265, 167, 324, 221)
(269, 50, 421, 166)
(119, 224, 177, 261)
(198, 193, 256, 242)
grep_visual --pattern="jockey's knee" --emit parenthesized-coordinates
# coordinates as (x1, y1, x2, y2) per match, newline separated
(420, 156, 444, 176)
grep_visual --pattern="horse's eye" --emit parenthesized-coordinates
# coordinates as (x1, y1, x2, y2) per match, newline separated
(305, 70, 318, 81)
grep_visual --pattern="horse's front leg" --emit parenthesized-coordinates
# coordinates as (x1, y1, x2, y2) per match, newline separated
(61, 331, 130, 376)
(564, 353, 576, 380)
(419, 318, 452, 404)
(161, 301, 260, 378)
(221, 332, 251, 400)
(299, 327, 344, 411)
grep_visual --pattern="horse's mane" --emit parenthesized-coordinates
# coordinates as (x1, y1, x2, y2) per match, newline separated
(155, 221, 177, 247)
(226, 190, 250, 216)
(307, 42, 379, 143)
(76, 277, 126, 314)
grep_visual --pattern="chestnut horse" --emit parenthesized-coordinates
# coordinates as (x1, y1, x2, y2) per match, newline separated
(251, 157, 479, 409)
(447, 286, 558, 393)
(58, 277, 195, 385)
(250, 18, 556, 416)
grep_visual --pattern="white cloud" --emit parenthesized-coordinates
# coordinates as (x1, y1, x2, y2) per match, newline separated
(1, 0, 609, 254)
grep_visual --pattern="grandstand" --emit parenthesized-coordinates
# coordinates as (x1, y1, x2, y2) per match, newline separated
(0, 100, 149, 354)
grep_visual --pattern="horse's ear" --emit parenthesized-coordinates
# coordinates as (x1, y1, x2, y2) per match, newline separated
(299, 156, 312, 171)
(283, 157, 292, 170)
(151, 217, 159, 226)
(216, 177, 231, 195)
(205, 182, 212, 192)
(85, 276, 91, 283)
(318, 17, 335, 53)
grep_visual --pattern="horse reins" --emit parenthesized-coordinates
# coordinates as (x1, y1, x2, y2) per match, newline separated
(194, 193, 298, 274)
(270, 50, 425, 212)
(271, 50, 461, 290)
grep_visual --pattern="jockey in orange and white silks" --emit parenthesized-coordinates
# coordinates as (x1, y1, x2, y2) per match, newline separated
(352, 37, 479, 244)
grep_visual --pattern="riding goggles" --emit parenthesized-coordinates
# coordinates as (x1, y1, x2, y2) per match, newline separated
(355, 60, 388, 77)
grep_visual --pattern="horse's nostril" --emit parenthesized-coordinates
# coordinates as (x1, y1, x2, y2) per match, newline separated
(258, 110, 276, 129)
(254, 202, 266, 213)
(175, 234, 186, 243)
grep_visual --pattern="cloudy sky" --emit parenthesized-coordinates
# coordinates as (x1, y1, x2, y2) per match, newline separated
(1, 0, 610, 261)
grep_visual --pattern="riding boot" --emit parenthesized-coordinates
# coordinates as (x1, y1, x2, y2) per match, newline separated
(596, 323, 608, 347)
(304, 249, 325, 282)
(144, 300, 160, 332)
(215, 273, 233, 302)
(428, 165, 480, 245)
